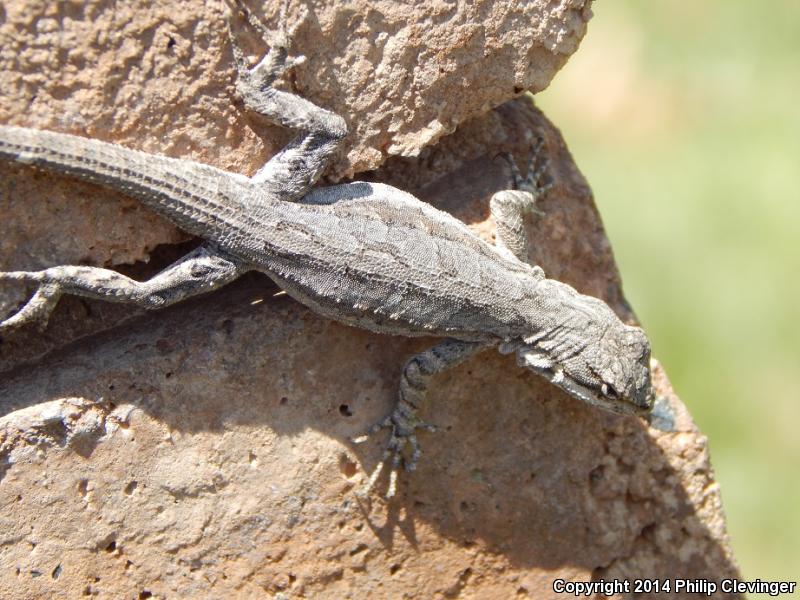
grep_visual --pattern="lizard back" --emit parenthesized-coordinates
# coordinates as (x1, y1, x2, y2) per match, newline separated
(241, 182, 548, 342)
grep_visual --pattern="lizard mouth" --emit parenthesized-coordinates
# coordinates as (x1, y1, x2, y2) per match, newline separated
(515, 350, 652, 420)
(547, 372, 652, 419)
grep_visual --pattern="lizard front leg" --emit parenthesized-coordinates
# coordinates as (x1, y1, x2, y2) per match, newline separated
(353, 339, 486, 498)
(490, 138, 553, 263)
(226, 0, 347, 201)
(0, 244, 246, 331)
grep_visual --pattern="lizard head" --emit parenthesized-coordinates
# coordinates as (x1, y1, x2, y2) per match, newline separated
(511, 320, 654, 419)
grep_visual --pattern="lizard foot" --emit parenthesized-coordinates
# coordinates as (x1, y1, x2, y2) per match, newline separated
(351, 408, 437, 499)
(496, 137, 554, 212)
(517, 137, 554, 201)
(226, 0, 308, 92)
(0, 270, 60, 331)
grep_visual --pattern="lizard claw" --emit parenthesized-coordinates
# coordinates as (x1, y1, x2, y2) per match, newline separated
(519, 137, 554, 202)
(0, 270, 60, 331)
(278, 0, 309, 46)
(496, 138, 553, 206)
(351, 409, 437, 498)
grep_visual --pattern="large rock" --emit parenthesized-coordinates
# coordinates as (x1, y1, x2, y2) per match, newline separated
(0, 97, 740, 598)
(0, 1, 741, 597)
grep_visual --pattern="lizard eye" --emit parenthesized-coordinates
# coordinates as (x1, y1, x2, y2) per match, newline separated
(601, 383, 618, 399)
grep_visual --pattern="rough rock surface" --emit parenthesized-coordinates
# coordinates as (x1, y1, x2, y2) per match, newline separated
(1, 1, 742, 598)
(0, 98, 741, 598)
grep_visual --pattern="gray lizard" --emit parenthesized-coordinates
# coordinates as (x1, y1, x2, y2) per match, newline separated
(0, 2, 653, 496)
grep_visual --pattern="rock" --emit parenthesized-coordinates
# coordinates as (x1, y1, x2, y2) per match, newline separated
(0, 1, 742, 596)
(0, 98, 741, 598)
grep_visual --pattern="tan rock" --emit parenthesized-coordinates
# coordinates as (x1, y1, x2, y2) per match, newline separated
(0, 1, 741, 597)
(0, 98, 741, 598)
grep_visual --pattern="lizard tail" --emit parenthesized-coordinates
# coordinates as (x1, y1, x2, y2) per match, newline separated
(0, 125, 250, 240)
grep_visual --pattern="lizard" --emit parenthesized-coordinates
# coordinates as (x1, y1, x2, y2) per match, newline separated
(0, 1, 654, 497)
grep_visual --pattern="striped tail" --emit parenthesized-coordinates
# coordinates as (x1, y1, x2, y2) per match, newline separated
(0, 125, 252, 241)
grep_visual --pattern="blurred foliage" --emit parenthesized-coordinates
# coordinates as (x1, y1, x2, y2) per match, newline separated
(536, 0, 800, 590)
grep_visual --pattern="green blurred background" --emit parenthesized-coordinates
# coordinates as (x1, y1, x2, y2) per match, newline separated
(536, 0, 799, 590)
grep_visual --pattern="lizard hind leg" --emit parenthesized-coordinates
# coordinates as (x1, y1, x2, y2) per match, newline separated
(352, 339, 485, 498)
(226, 0, 347, 201)
(0, 244, 246, 332)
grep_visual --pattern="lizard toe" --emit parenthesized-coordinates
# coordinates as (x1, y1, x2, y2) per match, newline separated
(353, 409, 437, 497)
(0, 278, 61, 331)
